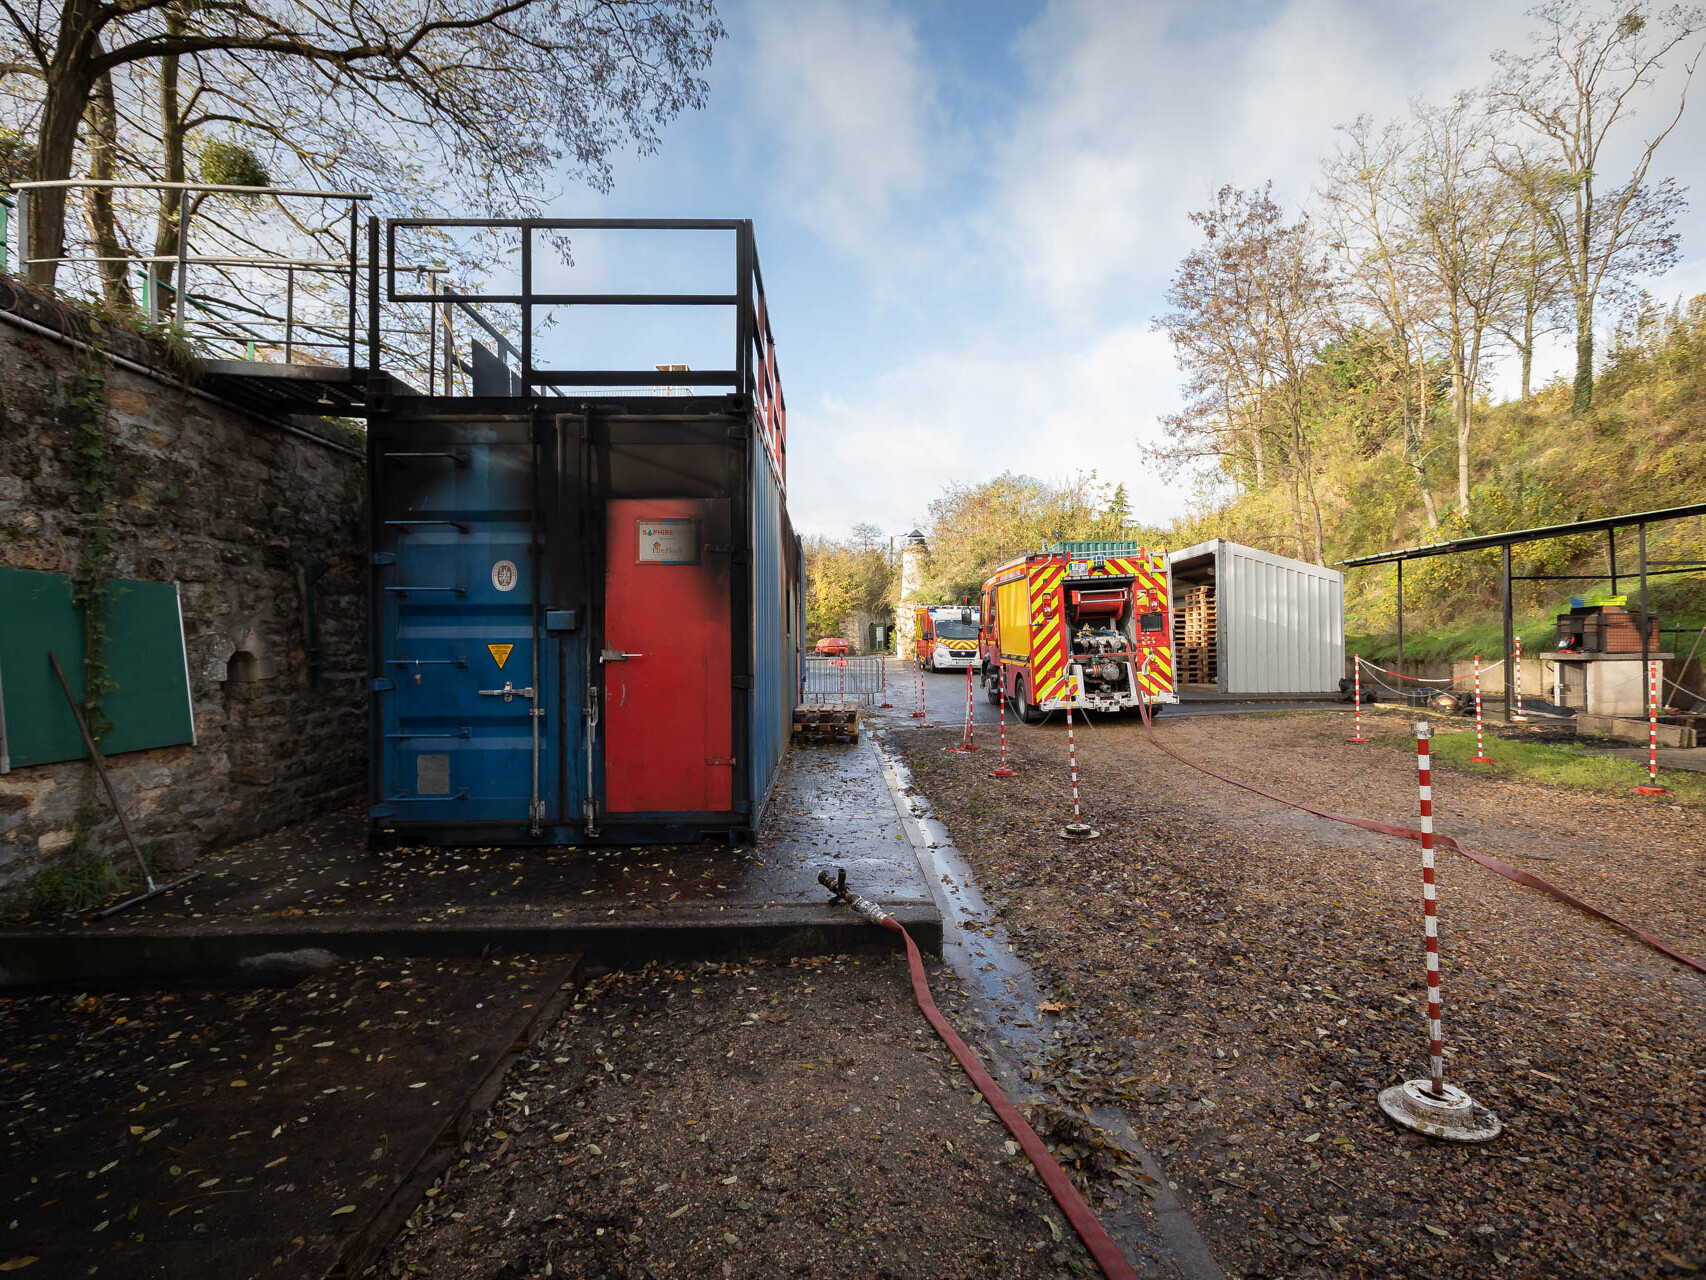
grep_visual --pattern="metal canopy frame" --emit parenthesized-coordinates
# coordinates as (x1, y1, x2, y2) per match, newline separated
(375, 216, 787, 486)
(1340, 503, 1706, 721)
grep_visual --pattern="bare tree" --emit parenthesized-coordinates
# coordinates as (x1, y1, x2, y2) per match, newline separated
(848, 522, 884, 554)
(1153, 184, 1286, 495)
(1320, 116, 1442, 531)
(1260, 213, 1335, 564)
(1154, 184, 1332, 562)
(1405, 93, 1524, 517)
(1490, 1, 1701, 416)
(3, 0, 724, 289)
(1491, 160, 1572, 399)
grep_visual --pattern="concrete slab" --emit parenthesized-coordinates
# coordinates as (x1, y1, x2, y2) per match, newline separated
(0, 738, 939, 986)
(1578, 713, 1697, 747)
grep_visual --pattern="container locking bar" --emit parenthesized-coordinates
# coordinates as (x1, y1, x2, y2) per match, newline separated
(599, 649, 644, 663)
(477, 681, 535, 702)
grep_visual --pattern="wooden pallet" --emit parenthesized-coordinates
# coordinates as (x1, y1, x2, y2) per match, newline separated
(793, 703, 860, 744)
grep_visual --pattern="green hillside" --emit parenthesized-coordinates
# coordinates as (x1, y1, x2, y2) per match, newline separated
(1163, 298, 1706, 663)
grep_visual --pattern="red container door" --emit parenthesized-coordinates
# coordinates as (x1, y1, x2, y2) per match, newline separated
(603, 498, 732, 814)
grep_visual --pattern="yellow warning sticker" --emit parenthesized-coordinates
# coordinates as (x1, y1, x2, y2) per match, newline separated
(487, 643, 514, 669)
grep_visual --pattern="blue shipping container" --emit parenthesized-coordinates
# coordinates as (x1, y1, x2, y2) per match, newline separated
(366, 219, 800, 847)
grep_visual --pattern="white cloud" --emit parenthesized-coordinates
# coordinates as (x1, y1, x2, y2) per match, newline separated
(786, 326, 1182, 540)
(985, 0, 1538, 312)
(742, 0, 948, 260)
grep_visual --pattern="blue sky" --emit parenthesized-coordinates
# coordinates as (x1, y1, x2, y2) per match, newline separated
(537, 0, 1706, 542)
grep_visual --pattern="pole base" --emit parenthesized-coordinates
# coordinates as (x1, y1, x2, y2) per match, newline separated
(1346, 736, 1369, 743)
(1377, 1080, 1501, 1143)
(1470, 755, 1494, 765)
(879, 701, 893, 708)
(909, 710, 925, 719)
(1059, 823, 1101, 842)
(1634, 784, 1668, 795)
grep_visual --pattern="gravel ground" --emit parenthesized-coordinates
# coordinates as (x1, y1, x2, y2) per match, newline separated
(374, 954, 1095, 1279)
(0, 956, 572, 1278)
(894, 707, 1706, 1279)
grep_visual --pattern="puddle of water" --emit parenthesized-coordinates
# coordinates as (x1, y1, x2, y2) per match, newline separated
(870, 729, 1226, 1280)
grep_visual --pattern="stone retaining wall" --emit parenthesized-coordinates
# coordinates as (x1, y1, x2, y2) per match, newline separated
(0, 282, 367, 903)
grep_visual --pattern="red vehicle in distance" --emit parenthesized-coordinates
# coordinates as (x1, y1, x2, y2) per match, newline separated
(814, 637, 852, 656)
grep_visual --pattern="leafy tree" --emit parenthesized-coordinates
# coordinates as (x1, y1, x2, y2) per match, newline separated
(803, 531, 893, 643)
(918, 472, 1151, 602)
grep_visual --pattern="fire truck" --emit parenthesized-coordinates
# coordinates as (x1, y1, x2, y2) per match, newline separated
(978, 543, 1177, 719)
(915, 604, 980, 671)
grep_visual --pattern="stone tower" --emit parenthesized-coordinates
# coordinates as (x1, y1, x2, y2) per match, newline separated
(895, 529, 928, 659)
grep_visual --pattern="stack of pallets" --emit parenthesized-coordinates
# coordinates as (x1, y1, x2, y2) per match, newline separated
(793, 703, 860, 744)
(1173, 584, 1218, 685)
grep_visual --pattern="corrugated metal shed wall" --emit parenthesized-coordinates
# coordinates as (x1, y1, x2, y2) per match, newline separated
(1171, 540, 1343, 694)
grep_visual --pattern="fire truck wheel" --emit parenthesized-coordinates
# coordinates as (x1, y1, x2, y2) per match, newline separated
(985, 675, 1001, 705)
(1016, 679, 1041, 724)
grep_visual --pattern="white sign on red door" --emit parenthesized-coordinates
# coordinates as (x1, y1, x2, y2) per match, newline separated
(636, 518, 700, 565)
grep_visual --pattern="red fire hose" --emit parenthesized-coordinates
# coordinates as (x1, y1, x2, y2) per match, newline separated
(817, 869, 1142, 1280)
(1131, 701, 1705, 976)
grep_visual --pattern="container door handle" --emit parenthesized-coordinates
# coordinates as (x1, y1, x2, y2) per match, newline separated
(600, 649, 644, 663)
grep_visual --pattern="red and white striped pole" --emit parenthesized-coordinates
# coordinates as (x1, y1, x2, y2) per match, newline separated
(991, 675, 1014, 777)
(1416, 721, 1444, 1096)
(1347, 654, 1369, 743)
(910, 646, 925, 719)
(1469, 654, 1493, 764)
(1379, 721, 1501, 1141)
(962, 665, 978, 749)
(1512, 634, 1525, 720)
(1635, 659, 1668, 795)
(948, 665, 979, 752)
(879, 652, 892, 707)
(1067, 700, 1080, 820)
(1058, 673, 1099, 840)
(838, 657, 846, 703)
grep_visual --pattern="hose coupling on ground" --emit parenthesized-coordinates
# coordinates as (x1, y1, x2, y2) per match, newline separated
(817, 867, 891, 927)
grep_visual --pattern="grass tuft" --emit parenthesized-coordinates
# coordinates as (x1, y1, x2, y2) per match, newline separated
(30, 852, 124, 916)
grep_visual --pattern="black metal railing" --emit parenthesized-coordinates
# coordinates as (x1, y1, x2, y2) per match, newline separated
(375, 217, 786, 482)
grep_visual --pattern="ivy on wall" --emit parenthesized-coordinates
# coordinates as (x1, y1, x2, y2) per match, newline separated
(66, 337, 117, 743)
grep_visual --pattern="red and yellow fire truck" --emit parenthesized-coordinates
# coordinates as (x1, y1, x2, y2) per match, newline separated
(978, 544, 1176, 720)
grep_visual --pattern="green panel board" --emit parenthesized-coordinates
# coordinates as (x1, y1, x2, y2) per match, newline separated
(0, 567, 195, 771)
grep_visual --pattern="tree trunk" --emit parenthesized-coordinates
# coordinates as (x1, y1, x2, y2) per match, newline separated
(1450, 362, 1470, 518)
(1571, 303, 1594, 417)
(153, 17, 186, 275)
(1410, 452, 1440, 530)
(1411, 344, 1439, 531)
(1251, 386, 1267, 488)
(27, 0, 104, 289)
(1519, 303, 1535, 400)
(1286, 473, 1308, 562)
(81, 67, 134, 312)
